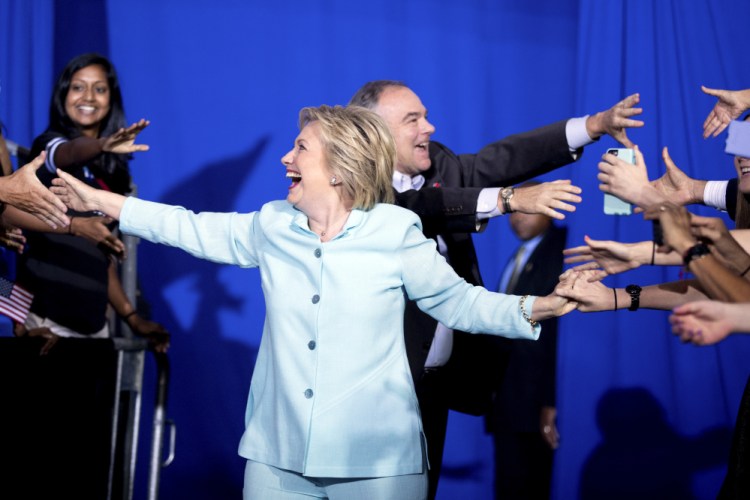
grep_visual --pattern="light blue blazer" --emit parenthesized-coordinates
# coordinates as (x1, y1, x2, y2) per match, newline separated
(119, 198, 540, 478)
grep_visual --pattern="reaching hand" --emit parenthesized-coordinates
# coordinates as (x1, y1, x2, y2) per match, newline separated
(690, 215, 750, 274)
(0, 152, 69, 229)
(586, 93, 645, 148)
(101, 119, 151, 154)
(563, 235, 643, 281)
(669, 301, 734, 345)
(508, 180, 583, 220)
(51, 169, 100, 213)
(643, 203, 695, 255)
(555, 269, 613, 312)
(70, 216, 126, 260)
(646, 147, 701, 210)
(0, 225, 26, 254)
(701, 86, 750, 139)
(598, 146, 664, 209)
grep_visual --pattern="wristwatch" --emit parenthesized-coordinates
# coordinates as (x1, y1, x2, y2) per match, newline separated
(625, 284, 642, 311)
(500, 187, 515, 214)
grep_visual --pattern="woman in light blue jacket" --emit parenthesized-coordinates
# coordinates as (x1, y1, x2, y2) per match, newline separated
(52, 104, 577, 500)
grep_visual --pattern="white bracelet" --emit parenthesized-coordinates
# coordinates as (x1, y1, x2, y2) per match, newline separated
(519, 295, 538, 327)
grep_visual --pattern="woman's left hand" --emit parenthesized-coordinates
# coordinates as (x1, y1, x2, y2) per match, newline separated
(101, 119, 151, 154)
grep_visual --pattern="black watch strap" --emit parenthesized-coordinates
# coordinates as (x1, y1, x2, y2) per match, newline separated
(626, 284, 641, 311)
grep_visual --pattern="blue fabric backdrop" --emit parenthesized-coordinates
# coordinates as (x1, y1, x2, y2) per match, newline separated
(3, 1, 750, 498)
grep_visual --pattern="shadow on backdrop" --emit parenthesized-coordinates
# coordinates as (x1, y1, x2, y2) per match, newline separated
(579, 387, 732, 500)
(133, 137, 270, 499)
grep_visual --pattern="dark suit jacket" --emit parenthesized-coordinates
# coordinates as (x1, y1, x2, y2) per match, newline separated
(486, 225, 567, 433)
(402, 119, 580, 414)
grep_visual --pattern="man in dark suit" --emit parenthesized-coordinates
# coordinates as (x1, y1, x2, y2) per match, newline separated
(349, 80, 643, 499)
(487, 197, 567, 500)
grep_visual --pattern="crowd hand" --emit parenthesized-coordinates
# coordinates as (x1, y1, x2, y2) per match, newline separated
(555, 269, 611, 312)
(0, 151, 69, 229)
(642, 147, 700, 213)
(701, 86, 749, 139)
(101, 119, 151, 154)
(586, 93, 645, 148)
(669, 300, 733, 345)
(563, 235, 641, 282)
(0, 225, 26, 254)
(71, 216, 126, 260)
(540, 406, 559, 450)
(643, 203, 695, 254)
(509, 180, 582, 220)
(128, 314, 170, 353)
(690, 214, 750, 274)
(51, 168, 99, 212)
(598, 145, 662, 210)
(14, 324, 60, 356)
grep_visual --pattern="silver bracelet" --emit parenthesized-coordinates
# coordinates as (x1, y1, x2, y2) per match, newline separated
(519, 295, 538, 327)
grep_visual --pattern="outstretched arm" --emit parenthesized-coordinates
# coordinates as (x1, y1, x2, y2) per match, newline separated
(51, 119, 150, 170)
(585, 93, 645, 148)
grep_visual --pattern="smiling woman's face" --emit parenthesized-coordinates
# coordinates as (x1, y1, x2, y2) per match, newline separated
(281, 121, 335, 212)
(64, 64, 111, 137)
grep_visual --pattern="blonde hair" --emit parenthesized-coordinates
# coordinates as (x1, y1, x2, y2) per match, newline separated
(299, 105, 395, 210)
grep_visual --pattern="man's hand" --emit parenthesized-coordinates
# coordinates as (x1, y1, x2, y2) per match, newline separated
(586, 93, 645, 148)
(701, 86, 750, 138)
(598, 146, 665, 209)
(0, 152, 69, 229)
(127, 314, 170, 353)
(647, 147, 704, 208)
(506, 180, 582, 220)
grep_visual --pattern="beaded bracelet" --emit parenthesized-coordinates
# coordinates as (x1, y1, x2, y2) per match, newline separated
(519, 295, 538, 327)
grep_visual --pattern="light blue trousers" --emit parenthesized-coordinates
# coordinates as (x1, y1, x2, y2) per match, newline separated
(243, 460, 428, 500)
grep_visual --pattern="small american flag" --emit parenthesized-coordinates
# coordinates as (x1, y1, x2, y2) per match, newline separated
(0, 276, 32, 324)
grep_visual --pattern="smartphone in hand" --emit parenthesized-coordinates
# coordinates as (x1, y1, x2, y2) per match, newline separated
(603, 148, 636, 215)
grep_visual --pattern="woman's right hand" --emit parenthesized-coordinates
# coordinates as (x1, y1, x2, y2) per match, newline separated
(563, 235, 643, 282)
(51, 169, 101, 212)
(101, 119, 151, 154)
